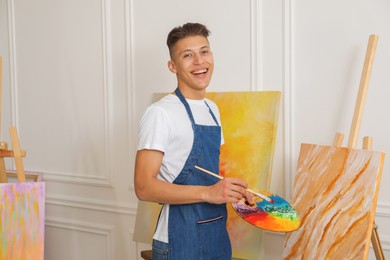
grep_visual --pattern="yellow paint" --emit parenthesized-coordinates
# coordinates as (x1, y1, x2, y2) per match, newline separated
(207, 91, 280, 259)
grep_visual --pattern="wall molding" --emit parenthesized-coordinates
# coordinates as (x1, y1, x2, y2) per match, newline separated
(376, 202, 390, 218)
(46, 193, 138, 216)
(42, 171, 112, 187)
(282, 0, 295, 200)
(126, 0, 136, 190)
(100, 0, 114, 187)
(45, 216, 114, 259)
(7, 0, 18, 125)
(250, 0, 262, 91)
(379, 235, 390, 251)
(7, 0, 115, 187)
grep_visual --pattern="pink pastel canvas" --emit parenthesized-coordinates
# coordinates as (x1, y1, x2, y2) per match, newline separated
(283, 143, 385, 260)
(0, 182, 45, 260)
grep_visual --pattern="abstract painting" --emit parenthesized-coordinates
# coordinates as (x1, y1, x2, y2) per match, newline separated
(207, 92, 280, 259)
(133, 91, 281, 260)
(0, 182, 45, 260)
(283, 143, 385, 259)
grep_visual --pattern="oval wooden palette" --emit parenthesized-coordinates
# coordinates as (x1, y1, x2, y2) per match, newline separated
(232, 192, 301, 232)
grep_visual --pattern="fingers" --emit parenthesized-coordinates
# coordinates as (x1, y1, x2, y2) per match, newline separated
(207, 178, 253, 204)
(227, 177, 248, 189)
(244, 191, 255, 206)
(222, 178, 249, 203)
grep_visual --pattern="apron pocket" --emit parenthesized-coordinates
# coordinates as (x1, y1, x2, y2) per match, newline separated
(196, 216, 231, 259)
(196, 215, 224, 224)
(152, 239, 169, 260)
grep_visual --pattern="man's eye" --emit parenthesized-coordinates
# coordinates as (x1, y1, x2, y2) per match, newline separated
(183, 53, 192, 58)
(202, 50, 209, 55)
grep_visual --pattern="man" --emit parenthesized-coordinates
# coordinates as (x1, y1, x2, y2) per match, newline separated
(134, 22, 252, 260)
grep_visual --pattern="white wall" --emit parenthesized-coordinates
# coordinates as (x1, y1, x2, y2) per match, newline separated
(0, 0, 388, 259)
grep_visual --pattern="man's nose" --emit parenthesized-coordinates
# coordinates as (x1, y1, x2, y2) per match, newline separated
(193, 54, 204, 64)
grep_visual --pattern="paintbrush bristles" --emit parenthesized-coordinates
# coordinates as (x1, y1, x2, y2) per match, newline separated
(246, 188, 274, 203)
(194, 165, 273, 203)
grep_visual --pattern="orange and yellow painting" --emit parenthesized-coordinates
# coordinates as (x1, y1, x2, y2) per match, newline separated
(0, 182, 45, 260)
(283, 143, 385, 260)
(207, 92, 280, 259)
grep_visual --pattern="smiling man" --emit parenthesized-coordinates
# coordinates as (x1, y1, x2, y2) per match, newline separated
(134, 23, 252, 260)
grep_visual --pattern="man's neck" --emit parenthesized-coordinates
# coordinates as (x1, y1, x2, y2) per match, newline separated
(177, 86, 206, 100)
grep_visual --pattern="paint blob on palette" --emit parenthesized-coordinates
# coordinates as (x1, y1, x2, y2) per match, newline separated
(232, 191, 301, 232)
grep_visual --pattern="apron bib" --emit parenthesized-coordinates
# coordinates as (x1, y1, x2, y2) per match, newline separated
(167, 88, 231, 260)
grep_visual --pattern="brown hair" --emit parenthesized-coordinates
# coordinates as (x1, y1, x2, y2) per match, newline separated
(167, 22, 210, 58)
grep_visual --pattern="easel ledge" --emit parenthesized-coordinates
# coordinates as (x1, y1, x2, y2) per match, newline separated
(0, 143, 26, 157)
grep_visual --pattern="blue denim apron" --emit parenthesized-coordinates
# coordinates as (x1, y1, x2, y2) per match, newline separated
(167, 88, 231, 259)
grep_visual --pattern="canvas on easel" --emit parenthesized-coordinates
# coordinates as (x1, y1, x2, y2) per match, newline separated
(0, 176, 45, 259)
(283, 35, 385, 259)
(283, 143, 384, 259)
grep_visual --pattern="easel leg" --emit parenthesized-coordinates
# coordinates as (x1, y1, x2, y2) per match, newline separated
(332, 132, 344, 147)
(10, 126, 26, 182)
(0, 58, 5, 183)
(372, 223, 385, 260)
(0, 158, 6, 183)
(0, 142, 6, 183)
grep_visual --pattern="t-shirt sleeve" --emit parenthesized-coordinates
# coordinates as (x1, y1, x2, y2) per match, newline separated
(137, 105, 171, 152)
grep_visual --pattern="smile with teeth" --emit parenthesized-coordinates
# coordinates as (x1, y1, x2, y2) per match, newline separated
(192, 69, 208, 75)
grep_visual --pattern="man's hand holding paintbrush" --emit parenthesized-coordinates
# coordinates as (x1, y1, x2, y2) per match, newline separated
(201, 173, 255, 206)
(195, 165, 274, 204)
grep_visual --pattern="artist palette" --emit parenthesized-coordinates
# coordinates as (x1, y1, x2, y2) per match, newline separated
(232, 191, 301, 232)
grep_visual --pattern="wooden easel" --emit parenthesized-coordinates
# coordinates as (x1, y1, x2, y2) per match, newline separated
(0, 56, 27, 184)
(332, 35, 384, 259)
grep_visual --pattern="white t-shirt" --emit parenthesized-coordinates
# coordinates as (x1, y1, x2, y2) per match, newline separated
(137, 93, 224, 243)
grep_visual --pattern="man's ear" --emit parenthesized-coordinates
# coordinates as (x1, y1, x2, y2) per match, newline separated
(168, 60, 177, 74)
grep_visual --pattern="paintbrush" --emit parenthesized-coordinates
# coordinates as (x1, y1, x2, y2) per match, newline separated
(194, 165, 274, 203)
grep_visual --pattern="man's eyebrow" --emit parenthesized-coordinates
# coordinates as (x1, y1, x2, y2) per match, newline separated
(181, 45, 210, 53)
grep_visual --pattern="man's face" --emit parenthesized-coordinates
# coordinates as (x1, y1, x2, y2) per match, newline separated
(168, 35, 214, 99)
